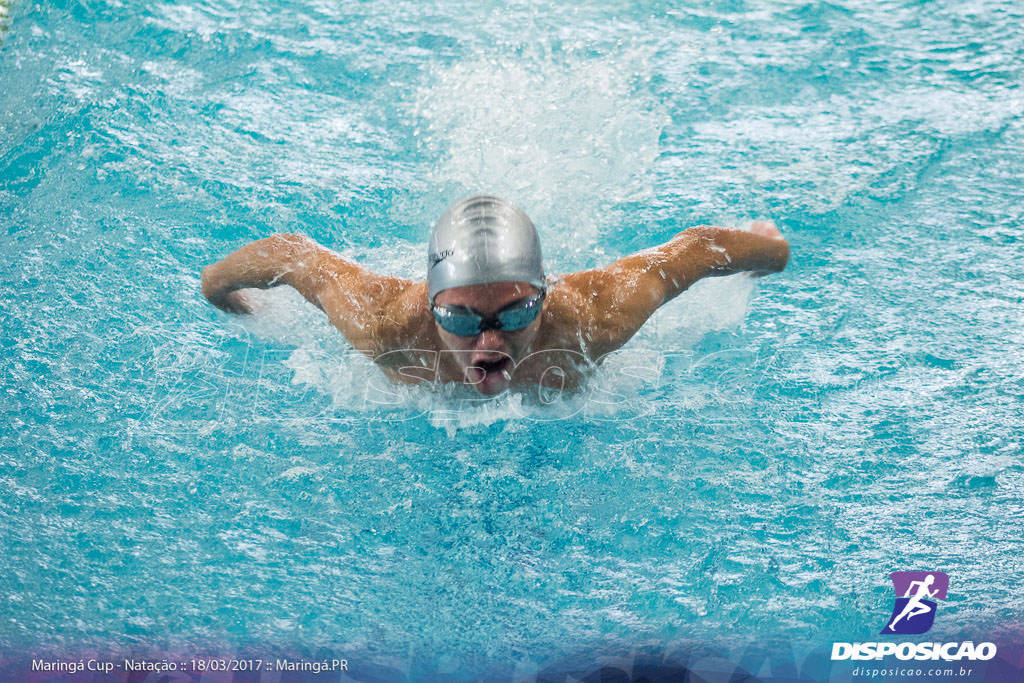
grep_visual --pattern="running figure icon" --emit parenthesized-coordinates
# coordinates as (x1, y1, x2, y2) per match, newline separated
(886, 574, 938, 632)
(881, 571, 949, 635)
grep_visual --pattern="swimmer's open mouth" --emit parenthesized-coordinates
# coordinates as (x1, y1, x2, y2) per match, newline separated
(473, 357, 511, 376)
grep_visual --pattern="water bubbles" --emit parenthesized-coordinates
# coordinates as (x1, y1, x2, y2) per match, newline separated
(414, 44, 668, 268)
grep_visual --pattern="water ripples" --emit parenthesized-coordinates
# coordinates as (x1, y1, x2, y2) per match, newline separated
(1, 0, 1023, 671)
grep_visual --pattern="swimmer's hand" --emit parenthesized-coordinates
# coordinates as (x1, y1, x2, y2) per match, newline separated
(203, 280, 255, 315)
(750, 219, 784, 241)
(202, 263, 252, 314)
(746, 220, 788, 277)
(219, 289, 255, 315)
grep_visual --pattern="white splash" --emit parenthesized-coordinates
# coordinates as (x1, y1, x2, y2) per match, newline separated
(413, 45, 669, 262)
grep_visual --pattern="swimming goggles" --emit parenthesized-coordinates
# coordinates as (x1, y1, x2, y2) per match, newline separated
(432, 290, 546, 337)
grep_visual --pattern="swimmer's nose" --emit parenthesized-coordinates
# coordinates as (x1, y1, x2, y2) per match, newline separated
(474, 329, 507, 352)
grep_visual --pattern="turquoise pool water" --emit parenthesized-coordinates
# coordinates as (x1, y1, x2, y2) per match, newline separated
(2, 0, 1023, 679)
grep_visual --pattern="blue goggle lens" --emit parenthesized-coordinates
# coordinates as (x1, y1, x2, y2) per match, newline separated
(432, 292, 544, 337)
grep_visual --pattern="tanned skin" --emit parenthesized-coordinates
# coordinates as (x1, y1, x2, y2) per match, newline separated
(202, 222, 789, 394)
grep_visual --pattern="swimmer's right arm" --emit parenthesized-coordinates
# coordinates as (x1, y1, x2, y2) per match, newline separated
(201, 234, 322, 314)
(201, 234, 411, 349)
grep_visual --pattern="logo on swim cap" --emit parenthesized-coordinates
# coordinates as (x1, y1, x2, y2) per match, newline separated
(429, 248, 454, 268)
(427, 195, 545, 302)
(881, 571, 949, 635)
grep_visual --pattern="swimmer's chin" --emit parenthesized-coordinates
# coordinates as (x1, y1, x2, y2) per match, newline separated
(472, 380, 510, 396)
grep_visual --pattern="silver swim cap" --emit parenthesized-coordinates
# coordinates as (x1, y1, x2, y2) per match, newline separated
(427, 195, 545, 302)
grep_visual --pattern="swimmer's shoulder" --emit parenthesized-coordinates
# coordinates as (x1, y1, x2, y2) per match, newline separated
(316, 269, 436, 355)
(537, 271, 635, 358)
(375, 280, 438, 352)
(535, 274, 607, 351)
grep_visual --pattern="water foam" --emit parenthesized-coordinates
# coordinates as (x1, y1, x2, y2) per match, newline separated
(413, 45, 668, 265)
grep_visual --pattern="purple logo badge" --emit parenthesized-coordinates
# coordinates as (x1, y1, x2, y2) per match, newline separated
(882, 571, 949, 635)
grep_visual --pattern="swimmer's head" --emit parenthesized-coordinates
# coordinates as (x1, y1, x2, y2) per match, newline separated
(428, 196, 546, 394)
(427, 195, 545, 304)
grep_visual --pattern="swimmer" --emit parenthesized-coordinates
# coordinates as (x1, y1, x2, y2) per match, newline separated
(201, 195, 789, 395)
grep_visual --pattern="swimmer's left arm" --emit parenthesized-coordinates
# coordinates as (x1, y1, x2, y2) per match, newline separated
(659, 221, 790, 291)
(627, 221, 789, 305)
(565, 222, 789, 356)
